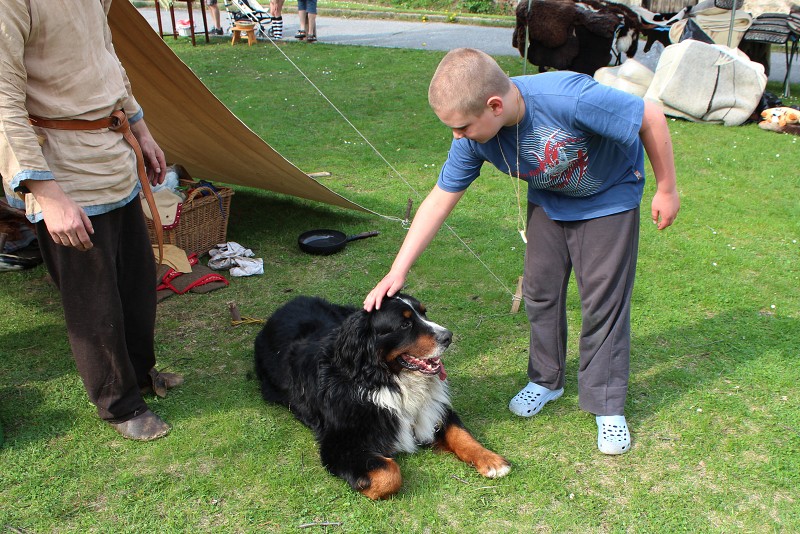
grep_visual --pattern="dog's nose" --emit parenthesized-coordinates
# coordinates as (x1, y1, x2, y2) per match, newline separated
(437, 329, 453, 348)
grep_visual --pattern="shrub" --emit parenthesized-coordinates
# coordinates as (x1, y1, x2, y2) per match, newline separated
(462, 0, 494, 13)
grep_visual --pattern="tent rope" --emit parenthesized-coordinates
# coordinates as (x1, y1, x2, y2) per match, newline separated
(261, 37, 517, 299)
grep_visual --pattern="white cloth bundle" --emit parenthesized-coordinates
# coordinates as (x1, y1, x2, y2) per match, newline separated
(208, 241, 264, 277)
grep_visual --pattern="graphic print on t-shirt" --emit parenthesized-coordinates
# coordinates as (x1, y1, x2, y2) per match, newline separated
(518, 126, 601, 197)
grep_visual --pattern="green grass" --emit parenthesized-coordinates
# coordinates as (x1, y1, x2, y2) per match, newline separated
(2, 40, 799, 532)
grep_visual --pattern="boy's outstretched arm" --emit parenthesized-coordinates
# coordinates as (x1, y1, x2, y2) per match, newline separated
(640, 100, 680, 230)
(364, 185, 465, 311)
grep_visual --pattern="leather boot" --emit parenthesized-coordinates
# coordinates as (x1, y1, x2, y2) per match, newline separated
(110, 410, 170, 441)
(142, 368, 184, 398)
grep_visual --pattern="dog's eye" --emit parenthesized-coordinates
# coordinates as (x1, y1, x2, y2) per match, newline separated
(401, 319, 412, 329)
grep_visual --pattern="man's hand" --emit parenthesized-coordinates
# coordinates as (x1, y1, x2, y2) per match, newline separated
(130, 118, 166, 186)
(25, 180, 94, 251)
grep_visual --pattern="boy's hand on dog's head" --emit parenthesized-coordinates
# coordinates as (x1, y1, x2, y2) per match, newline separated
(364, 274, 406, 311)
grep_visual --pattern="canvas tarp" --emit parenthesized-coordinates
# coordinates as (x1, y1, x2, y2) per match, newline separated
(107, 0, 366, 212)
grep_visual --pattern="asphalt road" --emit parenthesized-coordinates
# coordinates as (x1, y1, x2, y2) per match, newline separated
(138, 7, 798, 84)
(138, 7, 516, 55)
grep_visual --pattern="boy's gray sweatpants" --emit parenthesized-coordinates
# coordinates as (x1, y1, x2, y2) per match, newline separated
(522, 203, 639, 416)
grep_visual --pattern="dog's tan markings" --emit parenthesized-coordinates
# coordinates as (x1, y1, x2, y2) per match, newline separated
(385, 336, 438, 363)
(409, 335, 437, 357)
(435, 425, 511, 479)
(359, 457, 403, 500)
(403, 310, 412, 319)
(384, 349, 403, 364)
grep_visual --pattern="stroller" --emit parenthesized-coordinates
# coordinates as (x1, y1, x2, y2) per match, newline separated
(224, 0, 277, 39)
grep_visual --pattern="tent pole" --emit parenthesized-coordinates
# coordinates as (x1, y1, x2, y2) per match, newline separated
(726, 5, 736, 47)
(523, 0, 534, 75)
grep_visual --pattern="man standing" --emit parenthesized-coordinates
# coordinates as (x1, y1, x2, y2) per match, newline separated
(0, 0, 183, 441)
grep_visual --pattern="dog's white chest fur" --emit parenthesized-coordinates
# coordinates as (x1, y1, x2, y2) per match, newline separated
(370, 375, 450, 453)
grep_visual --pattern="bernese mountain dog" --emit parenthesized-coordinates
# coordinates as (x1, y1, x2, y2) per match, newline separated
(254, 293, 511, 500)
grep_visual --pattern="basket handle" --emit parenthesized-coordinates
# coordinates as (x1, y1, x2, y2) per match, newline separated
(185, 185, 227, 217)
(186, 186, 217, 204)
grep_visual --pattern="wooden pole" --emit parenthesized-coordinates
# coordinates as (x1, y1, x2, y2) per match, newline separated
(511, 275, 524, 313)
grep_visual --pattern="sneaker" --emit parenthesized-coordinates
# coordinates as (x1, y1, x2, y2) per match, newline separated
(596, 415, 631, 455)
(508, 381, 563, 417)
(215, 27, 224, 35)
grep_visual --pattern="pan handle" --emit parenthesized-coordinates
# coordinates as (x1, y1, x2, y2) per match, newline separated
(346, 231, 380, 242)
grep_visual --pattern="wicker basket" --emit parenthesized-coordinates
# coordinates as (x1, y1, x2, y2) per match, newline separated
(146, 181, 234, 256)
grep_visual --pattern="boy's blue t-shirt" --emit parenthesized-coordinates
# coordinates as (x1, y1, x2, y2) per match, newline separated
(437, 71, 646, 221)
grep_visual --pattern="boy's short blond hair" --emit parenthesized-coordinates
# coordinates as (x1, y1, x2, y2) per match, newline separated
(428, 48, 512, 117)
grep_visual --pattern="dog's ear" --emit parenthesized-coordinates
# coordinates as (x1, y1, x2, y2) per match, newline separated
(332, 311, 376, 378)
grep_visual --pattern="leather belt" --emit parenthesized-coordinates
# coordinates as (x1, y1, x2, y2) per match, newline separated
(29, 110, 164, 265)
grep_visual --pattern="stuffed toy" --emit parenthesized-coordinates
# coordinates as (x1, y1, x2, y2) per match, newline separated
(759, 106, 800, 134)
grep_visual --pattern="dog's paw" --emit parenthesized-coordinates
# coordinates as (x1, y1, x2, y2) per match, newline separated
(474, 451, 511, 479)
(356, 457, 403, 500)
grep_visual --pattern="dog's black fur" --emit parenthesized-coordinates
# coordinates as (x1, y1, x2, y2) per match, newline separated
(254, 293, 510, 499)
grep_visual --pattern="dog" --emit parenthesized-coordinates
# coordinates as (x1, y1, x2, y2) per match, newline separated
(254, 293, 511, 499)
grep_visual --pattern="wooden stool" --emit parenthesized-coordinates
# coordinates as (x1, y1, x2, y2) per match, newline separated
(231, 25, 257, 46)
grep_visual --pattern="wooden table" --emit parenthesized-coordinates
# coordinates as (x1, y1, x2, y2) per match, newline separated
(154, 0, 209, 46)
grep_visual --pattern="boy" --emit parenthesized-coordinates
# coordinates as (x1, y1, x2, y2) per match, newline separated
(363, 48, 679, 454)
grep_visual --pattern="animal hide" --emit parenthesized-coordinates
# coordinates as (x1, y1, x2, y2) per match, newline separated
(513, 0, 641, 75)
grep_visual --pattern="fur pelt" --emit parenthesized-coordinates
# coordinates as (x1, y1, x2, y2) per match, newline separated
(513, 0, 641, 75)
(0, 199, 35, 252)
